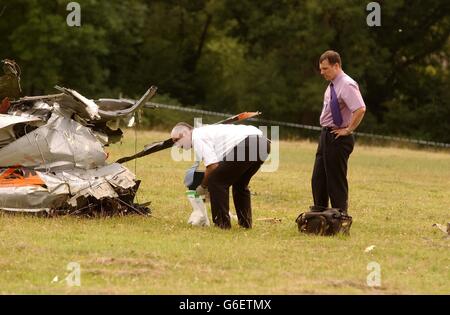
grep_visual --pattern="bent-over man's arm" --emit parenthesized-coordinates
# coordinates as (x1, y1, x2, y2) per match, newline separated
(201, 162, 219, 188)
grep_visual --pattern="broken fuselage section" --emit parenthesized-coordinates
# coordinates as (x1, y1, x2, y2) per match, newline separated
(0, 77, 157, 216)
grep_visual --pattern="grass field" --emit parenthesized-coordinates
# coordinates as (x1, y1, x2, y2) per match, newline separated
(0, 130, 449, 294)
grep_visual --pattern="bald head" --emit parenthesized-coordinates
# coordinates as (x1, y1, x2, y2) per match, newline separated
(171, 122, 193, 150)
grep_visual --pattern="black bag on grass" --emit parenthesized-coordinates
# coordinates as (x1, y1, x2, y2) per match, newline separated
(295, 206, 353, 236)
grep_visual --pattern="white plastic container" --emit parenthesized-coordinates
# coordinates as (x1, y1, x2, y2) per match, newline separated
(186, 190, 210, 227)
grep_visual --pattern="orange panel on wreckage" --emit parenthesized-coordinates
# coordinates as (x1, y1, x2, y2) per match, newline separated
(0, 166, 45, 187)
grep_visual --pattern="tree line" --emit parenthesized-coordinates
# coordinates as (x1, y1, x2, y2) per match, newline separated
(1, 0, 449, 142)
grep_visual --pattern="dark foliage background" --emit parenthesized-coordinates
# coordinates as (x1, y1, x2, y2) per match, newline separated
(1, 0, 449, 142)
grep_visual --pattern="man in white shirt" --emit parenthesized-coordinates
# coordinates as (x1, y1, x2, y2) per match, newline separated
(171, 122, 270, 229)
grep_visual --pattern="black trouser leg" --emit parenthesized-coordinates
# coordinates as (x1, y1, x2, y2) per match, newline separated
(208, 170, 232, 229)
(311, 131, 329, 208)
(209, 161, 260, 229)
(232, 161, 263, 228)
(324, 133, 354, 212)
(311, 129, 354, 212)
(209, 136, 270, 229)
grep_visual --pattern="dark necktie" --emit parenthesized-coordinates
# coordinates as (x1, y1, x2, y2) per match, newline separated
(330, 83, 343, 127)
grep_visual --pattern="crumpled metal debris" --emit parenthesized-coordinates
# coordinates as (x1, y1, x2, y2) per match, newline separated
(0, 110, 107, 170)
(0, 60, 156, 216)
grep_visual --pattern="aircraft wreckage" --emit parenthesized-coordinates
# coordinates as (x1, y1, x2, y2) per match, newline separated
(0, 59, 261, 217)
(0, 59, 155, 216)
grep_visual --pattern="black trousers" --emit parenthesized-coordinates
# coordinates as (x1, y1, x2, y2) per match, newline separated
(208, 135, 271, 229)
(311, 128, 354, 213)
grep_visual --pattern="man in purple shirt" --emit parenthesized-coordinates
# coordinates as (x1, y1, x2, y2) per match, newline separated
(311, 50, 366, 214)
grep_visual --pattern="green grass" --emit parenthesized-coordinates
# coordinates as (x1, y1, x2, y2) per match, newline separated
(0, 130, 449, 294)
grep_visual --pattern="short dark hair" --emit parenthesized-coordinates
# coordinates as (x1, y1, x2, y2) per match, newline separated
(319, 50, 342, 67)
